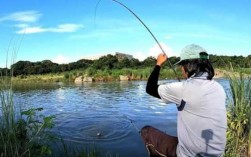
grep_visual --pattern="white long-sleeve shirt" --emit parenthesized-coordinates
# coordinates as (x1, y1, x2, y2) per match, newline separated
(158, 73, 227, 157)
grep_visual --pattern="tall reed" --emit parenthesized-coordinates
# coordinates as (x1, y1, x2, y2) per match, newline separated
(0, 36, 55, 157)
(0, 76, 18, 156)
(225, 72, 251, 157)
(0, 36, 21, 156)
(0, 70, 56, 156)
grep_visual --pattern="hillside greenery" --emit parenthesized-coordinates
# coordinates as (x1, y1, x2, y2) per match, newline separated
(0, 54, 250, 82)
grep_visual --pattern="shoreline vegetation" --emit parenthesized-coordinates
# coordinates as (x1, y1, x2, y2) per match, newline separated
(1, 53, 250, 83)
(225, 72, 251, 157)
(5, 67, 251, 87)
(7, 68, 251, 84)
(1, 53, 251, 156)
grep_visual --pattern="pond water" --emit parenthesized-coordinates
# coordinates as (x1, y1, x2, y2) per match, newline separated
(13, 79, 230, 157)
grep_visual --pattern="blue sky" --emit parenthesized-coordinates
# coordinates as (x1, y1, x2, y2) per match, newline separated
(0, 0, 250, 68)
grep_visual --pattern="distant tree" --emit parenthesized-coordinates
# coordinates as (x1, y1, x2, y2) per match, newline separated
(231, 56, 246, 68)
(8, 54, 251, 76)
(59, 64, 68, 72)
(69, 59, 93, 70)
(40, 60, 57, 74)
(12, 61, 33, 76)
(130, 58, 141, 68)
(115, 58, 131, 69)
(246, 55, 251, 67)
(142, 57, 156, 67)
(210, 55, 230, 68)
(92, 54, 118, 70)
(209, 55, 251, 68)
(0, 68, 11, 76)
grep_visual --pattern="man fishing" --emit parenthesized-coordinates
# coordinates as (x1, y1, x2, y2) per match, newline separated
(141, 44, 227, 157)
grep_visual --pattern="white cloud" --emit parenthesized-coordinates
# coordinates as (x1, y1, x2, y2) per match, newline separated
(16, 23, 84, 34)
(16, 26, 46, 34)
(165, 35, 173, 39)
(1, 11, 83, 34)
(133, 51, 147, 61)
(149, 42, 176, 57)
(52, 54, 71, 64)
(0, 11, 41, 23)
(50, 24, 84, 33)
(133, 42, 178, 61)
(14, 23, 29, 28)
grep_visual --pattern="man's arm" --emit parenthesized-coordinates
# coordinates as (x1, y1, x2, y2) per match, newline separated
(146, 53, 167, 99)
(146, 65, 161, 98)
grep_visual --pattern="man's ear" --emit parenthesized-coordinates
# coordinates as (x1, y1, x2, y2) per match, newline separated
(181, 66, 188, 79)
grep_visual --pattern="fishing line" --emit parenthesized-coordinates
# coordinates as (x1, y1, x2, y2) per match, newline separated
(122, 115, 141, 133)
(95, 0, 180, 82)
(94, 0, 103, 27)
(128, 118, 141, 134)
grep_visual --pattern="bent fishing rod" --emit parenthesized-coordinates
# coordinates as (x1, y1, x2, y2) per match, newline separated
(97, 0, 180, 82)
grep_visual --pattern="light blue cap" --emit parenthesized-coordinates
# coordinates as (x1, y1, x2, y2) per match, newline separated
(175, 44, 209, 65)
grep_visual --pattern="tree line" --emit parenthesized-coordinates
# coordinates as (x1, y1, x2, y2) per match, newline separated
(0, 54, 250, 76)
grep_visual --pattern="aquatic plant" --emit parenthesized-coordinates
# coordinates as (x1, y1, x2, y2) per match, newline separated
(0, 38, 56, 156)
(225, 72, 251, 157)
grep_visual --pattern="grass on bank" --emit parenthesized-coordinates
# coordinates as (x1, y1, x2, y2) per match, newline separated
(225, 72, 251, 157)
(10, 66, 184, 83)
(0, 74, 56, 156)
(9, 66, 251, 83)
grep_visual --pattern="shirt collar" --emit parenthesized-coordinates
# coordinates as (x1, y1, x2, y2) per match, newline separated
(189, 72, 209, 80)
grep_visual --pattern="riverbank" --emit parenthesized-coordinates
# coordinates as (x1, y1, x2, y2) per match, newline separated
(215, 68, 251, 78)
(9, 68, 250, 84)
(10, 67, 179, 83)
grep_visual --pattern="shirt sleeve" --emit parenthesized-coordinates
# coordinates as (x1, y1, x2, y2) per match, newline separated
(158, 82, 184, 105)
(146, 65, 161, 99)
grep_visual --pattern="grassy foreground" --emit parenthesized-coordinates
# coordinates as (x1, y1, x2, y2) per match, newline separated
(0, 76, 56, 156)
(224, 73, 251, 157)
